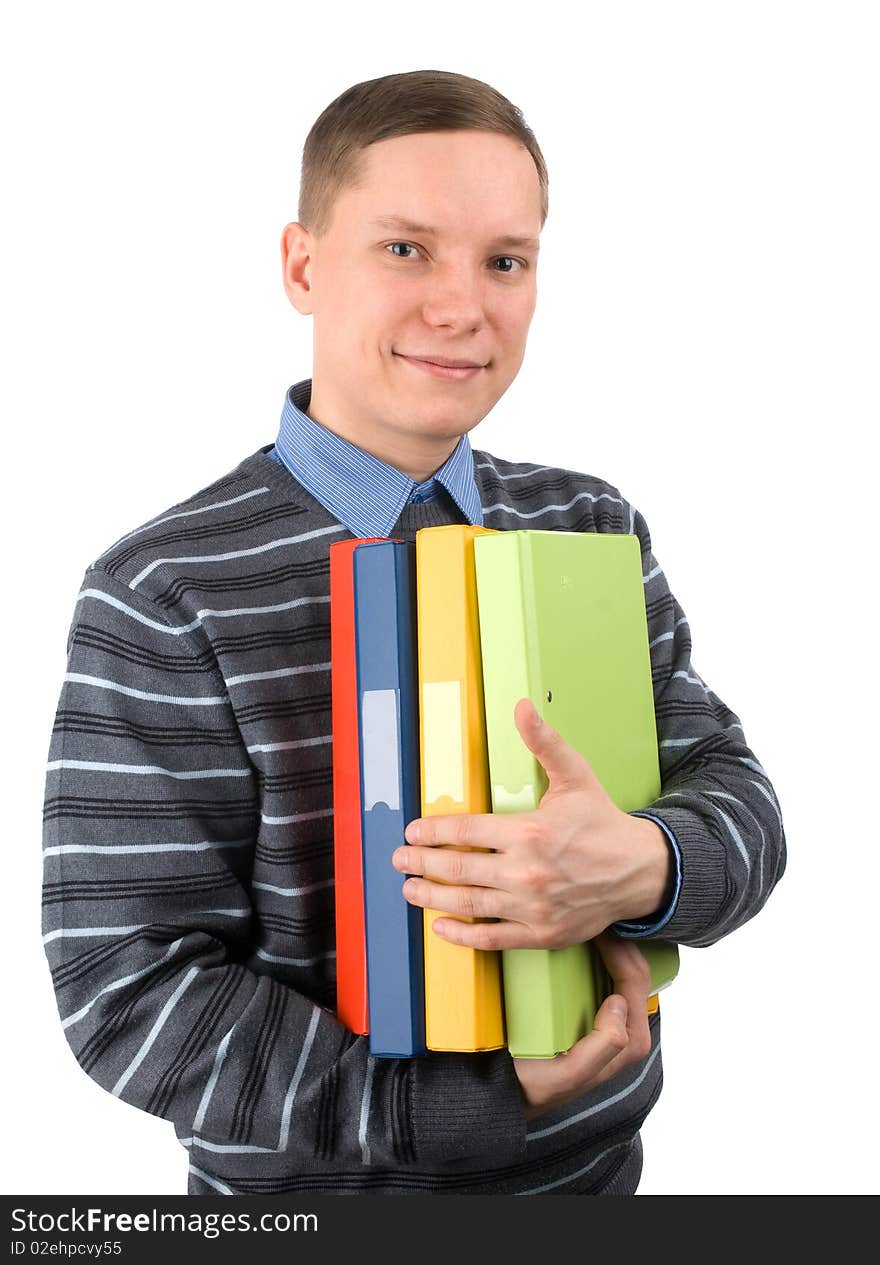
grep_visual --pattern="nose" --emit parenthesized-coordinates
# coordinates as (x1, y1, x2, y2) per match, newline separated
(419, 262, 486, 331)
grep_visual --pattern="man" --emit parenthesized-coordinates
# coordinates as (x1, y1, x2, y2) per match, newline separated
(42, 69, 786, 1196)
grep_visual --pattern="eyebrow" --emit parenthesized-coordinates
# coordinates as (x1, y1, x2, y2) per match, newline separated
(369, 215, 540, 252)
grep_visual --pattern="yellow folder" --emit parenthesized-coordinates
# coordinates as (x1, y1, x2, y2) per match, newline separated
(415, 525, 505, 1052)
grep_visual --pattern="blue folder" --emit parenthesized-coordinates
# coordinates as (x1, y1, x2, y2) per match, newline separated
(353, 540, 426, 1057)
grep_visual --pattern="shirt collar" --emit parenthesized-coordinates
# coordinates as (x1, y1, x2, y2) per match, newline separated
(271, 378, 483, 536)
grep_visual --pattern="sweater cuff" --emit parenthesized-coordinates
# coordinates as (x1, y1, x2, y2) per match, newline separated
(409, 1048, 526, 1165)
(628, 805, 727, 943)
(611, 811, 683, 939)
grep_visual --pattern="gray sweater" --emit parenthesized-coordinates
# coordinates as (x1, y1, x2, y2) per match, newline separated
(41, 442, 786, 1195)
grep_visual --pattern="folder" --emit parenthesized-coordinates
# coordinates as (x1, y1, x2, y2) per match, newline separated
(415, 525, 505, 1052)
(473, 529, 680, 1058)
(329, 536, 386, 1037)
(353, 540, 426, 1057)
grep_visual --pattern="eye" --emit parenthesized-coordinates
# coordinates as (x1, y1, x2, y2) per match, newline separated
(385, 242, 526, 273)
(492, 256, 524, 274)
(387, 242, 420, 260)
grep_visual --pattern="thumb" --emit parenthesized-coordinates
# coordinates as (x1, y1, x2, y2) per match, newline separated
(601, 992, 629, 1025)
(553, 993, 630, 1087)
(586, 996, 629, 1057)
(591, 993, 630, 1055)
(514, 697, 594, 792)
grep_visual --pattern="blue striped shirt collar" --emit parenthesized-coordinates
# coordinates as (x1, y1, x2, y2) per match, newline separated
(269, 378, 483, 537)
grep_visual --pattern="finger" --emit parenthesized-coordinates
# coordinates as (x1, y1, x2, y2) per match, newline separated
(400, 875, 514, 922)
(513, 697, 596, 793)
(589, 1000, 653, 1091)
(391, 842, 505, 889)
(574, 993, 647, 1092)
(429, 914, 543, 951)
(403, 813, 504, 850)
(527, 993, 631, 1092)
(590, 934, 654, 1077)
(593, 929, 654, 991)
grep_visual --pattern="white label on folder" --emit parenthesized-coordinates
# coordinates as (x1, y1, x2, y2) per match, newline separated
(492, 783, 539, 812)
(361, 689, 400, 811)
(423, 680, 463, 806)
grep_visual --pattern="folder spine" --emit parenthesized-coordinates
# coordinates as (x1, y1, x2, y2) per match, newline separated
(415, 525, 505, 1052)
(329, 537, 385, 1037)
(479, 534, 543, 816)
(354, 541, 426, 1057)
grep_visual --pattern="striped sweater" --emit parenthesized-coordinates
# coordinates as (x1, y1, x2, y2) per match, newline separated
(41, 441, 786, 1195)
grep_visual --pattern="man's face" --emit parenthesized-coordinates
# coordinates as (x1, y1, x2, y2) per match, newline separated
(282, 129, 542, 467)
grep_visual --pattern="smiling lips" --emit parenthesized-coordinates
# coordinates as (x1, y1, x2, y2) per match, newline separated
(396, 352, 486, 381)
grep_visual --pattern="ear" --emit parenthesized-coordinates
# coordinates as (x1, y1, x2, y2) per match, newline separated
(280, 222, 315, 315)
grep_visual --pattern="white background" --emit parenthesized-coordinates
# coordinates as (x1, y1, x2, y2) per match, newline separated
(3, 0, 877, 1197)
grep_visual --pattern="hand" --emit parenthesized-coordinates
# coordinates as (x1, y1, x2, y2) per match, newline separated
(391, 697, 672, 950)
(513, 931, 654, 1121)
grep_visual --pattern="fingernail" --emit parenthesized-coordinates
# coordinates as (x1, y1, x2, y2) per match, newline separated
(405, 821, 422, 843)
(608, 996, 628, 1019)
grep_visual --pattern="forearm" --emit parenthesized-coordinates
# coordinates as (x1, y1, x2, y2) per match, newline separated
(636, 742, 786, 946)
(613, 494, 787, 947)
(42, 564, 527, 1168)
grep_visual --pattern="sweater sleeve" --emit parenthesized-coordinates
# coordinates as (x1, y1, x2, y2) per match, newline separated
(612, 493, 787, 947)
(41, 565, 526, 1168)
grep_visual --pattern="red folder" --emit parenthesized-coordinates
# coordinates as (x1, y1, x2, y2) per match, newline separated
(329, 536, 387, 1035)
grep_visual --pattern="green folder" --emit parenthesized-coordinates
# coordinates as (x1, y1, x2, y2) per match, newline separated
(473, 529, 679, 1059)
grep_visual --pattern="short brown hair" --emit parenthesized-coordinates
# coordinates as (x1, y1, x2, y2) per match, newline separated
(298, 69, 548, 238)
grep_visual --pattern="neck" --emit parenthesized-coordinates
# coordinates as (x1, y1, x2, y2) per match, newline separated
(306, 379, 461, 483)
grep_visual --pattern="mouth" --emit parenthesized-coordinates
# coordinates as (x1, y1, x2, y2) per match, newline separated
(394, 352, 487, 381)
